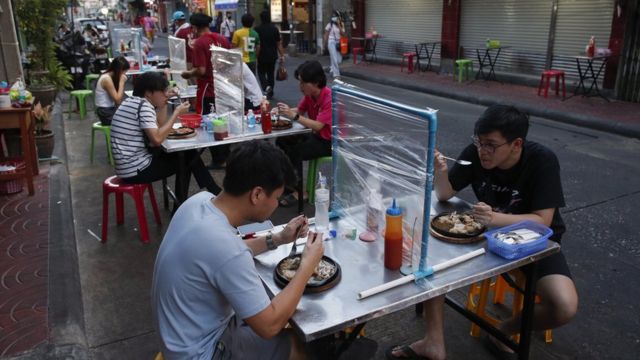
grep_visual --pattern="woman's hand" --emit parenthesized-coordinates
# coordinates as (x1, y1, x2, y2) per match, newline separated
(173, 102, 190, 117)
(434, 149, 448, 174)
(119, 74, 128, 84)
(276, 102, 295, 119)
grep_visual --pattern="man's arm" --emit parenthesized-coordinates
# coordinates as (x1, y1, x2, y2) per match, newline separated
(243, 232, 324, 339)
(181, 65, 205, 80)
(244, 215, 308, 256)
(473, 203, 555, 228)
(433, 149, 456, 201)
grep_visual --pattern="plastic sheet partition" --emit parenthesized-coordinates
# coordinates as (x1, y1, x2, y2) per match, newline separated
(168, 36, 189, 90)
(111, 28, 143, 69)
(212, 46, 244, 135)
(331, 84, 438, 274)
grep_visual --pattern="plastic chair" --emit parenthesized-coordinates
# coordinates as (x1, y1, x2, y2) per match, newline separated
(454, 59, 474, 82)
(169, 80, 176, 88)
(352, 47, 365, 64)
(401, 52, 417, 73)
(306, 156, 332, 204)
(538, 70, 566, 99)
(68, 89, 93, 119)
(90, 121, 114, 165)
(85, 73, 100, 90)
(101, 175, 161, 244)
(466, 272, 553, 343)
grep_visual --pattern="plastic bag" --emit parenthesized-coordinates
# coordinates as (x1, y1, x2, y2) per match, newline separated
(276, 64, 288, 81)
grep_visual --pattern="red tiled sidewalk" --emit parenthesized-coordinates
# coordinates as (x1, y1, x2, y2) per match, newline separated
(0, 166, 49, 357)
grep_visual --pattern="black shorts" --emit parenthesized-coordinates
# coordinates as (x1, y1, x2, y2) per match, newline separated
(536, 250, 572, 280)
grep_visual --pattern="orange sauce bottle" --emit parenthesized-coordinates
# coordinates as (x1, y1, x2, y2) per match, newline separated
(384, 198, 403, 270)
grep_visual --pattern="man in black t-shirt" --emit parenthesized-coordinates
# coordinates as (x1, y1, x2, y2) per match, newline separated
(255, 11, 285, 99)
(387, 105, 578, 360)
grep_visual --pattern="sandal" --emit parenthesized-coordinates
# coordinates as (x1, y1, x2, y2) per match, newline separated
(385, 345, 430, 360)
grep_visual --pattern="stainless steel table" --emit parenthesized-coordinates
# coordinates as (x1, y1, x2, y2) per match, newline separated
(254, 195, 559, 359)
(162, 122, 312, 212)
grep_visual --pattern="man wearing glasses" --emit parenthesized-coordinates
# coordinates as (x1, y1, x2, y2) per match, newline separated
(387, 105, 578, 360)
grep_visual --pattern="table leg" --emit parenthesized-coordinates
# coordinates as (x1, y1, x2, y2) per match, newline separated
(517, 263, 538, 360)
(173, 152, 189, 214)
(574, 59, 588, 96)
(297, 161, 304, 214)
(586, 60, 610, 102)
(475, 49, 490, 80)
(487, 48, 501, 82)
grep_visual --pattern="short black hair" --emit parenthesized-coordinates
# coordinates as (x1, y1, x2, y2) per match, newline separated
(132, 72, 169, 97)
(190, 13, 212, 28)
(474, 105, 529, 141)
(260, 10, 270, 24)
(241, 13, 255, 27)
(294, 60, 327, 88)
(223, 140, 296, 196)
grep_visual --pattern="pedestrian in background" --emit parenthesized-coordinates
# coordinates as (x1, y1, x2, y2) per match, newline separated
(255, 10, 285, 99)
(94, 56, 129, 126)
(232, 13, 261, 74)
(221, 11, 236, 43)
(213, 11, 223, 33)
(324, 11, 345, 79)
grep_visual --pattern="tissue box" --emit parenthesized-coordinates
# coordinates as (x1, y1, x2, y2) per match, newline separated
(485, 221, 552, 260)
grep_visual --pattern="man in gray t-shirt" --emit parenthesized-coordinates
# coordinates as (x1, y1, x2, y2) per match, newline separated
(152, 141, 324, 359)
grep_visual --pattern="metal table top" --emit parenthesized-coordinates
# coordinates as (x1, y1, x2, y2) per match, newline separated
(162, 121, 311, 153)
(254, 195, 559, 342)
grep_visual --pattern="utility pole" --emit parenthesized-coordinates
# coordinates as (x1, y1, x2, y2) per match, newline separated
(287, 1, 296, 56)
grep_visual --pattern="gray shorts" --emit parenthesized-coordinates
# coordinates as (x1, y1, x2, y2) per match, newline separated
(212, 315, 291, 360)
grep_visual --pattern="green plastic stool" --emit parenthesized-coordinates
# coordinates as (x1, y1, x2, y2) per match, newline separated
(107, 47, 112, 58)
(169, 80, 176, 88)
(306, 156, 333, 204)
(454, 59, 474, 82)
(91, 121, 114, 165)
(85, 73, 100, 90)
(69, 89, 93, 119)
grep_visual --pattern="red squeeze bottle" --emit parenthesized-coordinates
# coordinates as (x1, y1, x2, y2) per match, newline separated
(384, 198, 403, 270)
(261, 100, 272, 134)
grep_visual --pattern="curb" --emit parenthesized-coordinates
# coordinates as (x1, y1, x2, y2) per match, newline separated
(342, 69, 640, 139)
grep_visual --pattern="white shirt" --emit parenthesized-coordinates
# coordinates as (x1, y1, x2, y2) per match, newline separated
(325, 22, 341, 42)
(221, 18, 235, 37)
(94, 74, 115, 108)
(243, 63, 262, 107)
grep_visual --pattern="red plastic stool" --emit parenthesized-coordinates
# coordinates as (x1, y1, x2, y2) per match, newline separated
(401, 52, 417, 73)
(352, 47, 365, 64)
(101, 175, 161, 244)
(538, 70, 566, 99)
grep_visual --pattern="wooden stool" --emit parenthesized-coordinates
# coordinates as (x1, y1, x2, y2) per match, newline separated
(454, 59, 474, 82)
(466, 273, 553, 343)
(538, 70, 566, 99)
(306, 156, 332, 204)
(69, 89, 93, 120)
(401, 52, 417, 73)
(90, 121, 114, 165)
(85, 73, 100, 90)
(101, 176, 161, 244)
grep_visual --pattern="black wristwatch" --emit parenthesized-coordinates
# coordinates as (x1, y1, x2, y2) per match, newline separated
(293, 113, 300, 122)
(265, 233, 278, 250)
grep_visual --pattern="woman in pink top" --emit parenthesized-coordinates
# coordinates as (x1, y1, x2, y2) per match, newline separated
(276, 60, 332, 206)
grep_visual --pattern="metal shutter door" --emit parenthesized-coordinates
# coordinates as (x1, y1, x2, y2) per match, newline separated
(460, 0, 552, 75)
(552, 0, 614, 86)
(365, 0, 443, 63)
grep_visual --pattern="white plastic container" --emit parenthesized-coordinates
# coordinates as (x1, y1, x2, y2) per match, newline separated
(314, 172, 330, 233)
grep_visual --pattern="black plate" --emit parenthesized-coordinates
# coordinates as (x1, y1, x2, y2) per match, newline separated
(430, 212, 486, 239)
(274, 255, 341, 293)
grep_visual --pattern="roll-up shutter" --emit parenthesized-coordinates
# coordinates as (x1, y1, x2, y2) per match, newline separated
(551, 0, 614, 87)
(459, 0, 552, 76)
(365, 0, 442, 64)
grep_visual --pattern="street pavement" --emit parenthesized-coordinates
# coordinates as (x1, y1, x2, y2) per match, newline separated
(1, 29, 639, 359)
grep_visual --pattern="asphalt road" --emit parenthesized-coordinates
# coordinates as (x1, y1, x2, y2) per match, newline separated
(106, 28, 640, 359)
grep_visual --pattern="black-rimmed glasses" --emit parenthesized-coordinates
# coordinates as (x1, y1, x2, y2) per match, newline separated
(471, 135, 510, 154)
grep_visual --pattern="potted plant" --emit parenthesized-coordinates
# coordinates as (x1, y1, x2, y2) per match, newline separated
(15, 0, 72, 107)
(32, 102, 55, 159)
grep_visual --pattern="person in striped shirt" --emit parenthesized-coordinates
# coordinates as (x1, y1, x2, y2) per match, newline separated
(110, 72, 220, 194)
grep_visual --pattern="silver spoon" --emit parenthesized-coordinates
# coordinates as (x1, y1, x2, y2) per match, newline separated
(441, 155, 472, 166)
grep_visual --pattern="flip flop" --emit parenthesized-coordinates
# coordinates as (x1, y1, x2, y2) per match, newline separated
(278, 193, 298, 207)
(384, 344, 429, 360)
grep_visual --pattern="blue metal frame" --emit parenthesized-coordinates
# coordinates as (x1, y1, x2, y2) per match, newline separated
(331, 84, 438, 276)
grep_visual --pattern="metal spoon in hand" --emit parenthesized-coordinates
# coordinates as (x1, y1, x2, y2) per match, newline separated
(441, 155, 472, 166)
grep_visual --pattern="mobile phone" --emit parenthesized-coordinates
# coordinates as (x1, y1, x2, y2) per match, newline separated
(237, 220, 274, 237)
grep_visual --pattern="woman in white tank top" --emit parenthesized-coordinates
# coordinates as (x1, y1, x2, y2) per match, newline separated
(95, 56, 130, 125)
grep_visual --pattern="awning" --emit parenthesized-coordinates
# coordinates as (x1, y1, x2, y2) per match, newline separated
(215, 0, 238, 11)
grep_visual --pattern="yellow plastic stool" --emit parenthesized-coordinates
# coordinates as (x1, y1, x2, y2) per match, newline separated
(454, 59, 474, 82)
(91, 121, 114, 166)
(154, 352, 163, 360)
(466, 272, 553, 343)
(85, 73, 100, 90)
(306, 156, 332, 204)
(68, 89, 93, 119)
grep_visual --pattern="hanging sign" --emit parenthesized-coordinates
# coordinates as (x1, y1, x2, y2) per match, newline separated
(271, 0, 282, 23)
